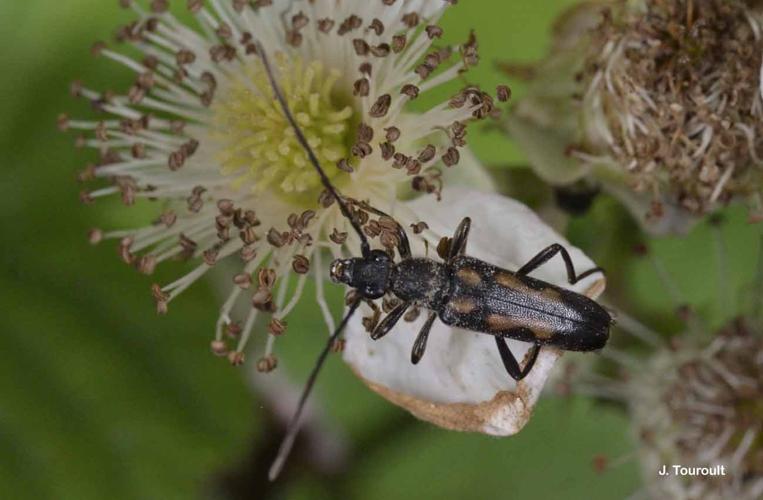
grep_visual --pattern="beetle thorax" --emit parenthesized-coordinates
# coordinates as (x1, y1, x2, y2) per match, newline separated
(390, 258, 449, 308)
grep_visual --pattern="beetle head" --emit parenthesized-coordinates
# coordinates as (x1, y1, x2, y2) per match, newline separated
(330, 250, 393, 299)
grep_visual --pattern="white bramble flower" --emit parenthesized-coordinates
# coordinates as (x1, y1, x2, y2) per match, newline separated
(61, 0, 490, 361)
(504, 0, 763, 233)
(60, 0, 605, 434)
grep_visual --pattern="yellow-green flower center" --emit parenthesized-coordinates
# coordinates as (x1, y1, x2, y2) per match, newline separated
(212, 55, 355, 205)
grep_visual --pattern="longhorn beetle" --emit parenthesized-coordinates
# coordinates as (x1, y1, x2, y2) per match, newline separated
(256, 42, 612, 480)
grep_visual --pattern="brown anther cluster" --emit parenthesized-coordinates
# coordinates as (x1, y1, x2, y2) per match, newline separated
(265, 210, 317, 251)
(332, 23, 495, 188)
(212, 198, 262, 257)
(582, 0, 763, 216)
(345, 200, 407, 253)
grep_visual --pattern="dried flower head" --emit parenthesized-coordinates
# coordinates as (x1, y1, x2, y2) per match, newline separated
(63, 0, 495, 364)
(555, 236, 763, 498)
(582, 0, 763, 215)
(630, 319, 763, 499)
(556, 314, 763, 498)
(505, 0, 763, 231)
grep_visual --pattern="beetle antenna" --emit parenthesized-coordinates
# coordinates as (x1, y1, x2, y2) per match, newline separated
(268, 299, 361, 481)
(256, 41, 371, 257)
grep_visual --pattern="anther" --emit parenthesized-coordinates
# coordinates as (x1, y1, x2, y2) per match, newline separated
(88, 228, 103, 244)
(256, 355, 278, 373)
(268, 318, 287, 336)
(330, 228, 348, 244)
(384, 126, 401, 143)
(330, 338, 346, 353)
(369, 18, 384, 36)
(317, 18, 335, 33)
(353, 39, 370, 56)
(210, 340, 228, 357)
(292, 255, 310, 274)
(497, 85, 511, 102)
(401, 84, 420, 99)
(136, 255, 157, 275)
(353, 78, 370, 97)
(228, 351, 245, 366)
(402, 13, 420, 28)
(225, 322, 242, 339)
(369, 94, 392, 117)
(57, 114, 69, 131)
(391, 34, 406, 53)
(240, 245, 257, 262)
(266, 227, 287, 247)
(337, 15, 362, 36)
(417, 144, 436, 163)
(351, 142, 372, 158)
(425, 25, 443, 39)
(380, 142, 395, 160)
(233, 273, 252, 289)
(151, 283, 169, 315)
(442, 147, 460, 167)
(371, 44, 390, 57)
(411, 221, 429, 234)
(252, 287, 273, 311)
(187, 0, 203, 14)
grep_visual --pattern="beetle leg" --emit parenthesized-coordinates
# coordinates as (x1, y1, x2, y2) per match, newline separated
(371, 301, 410, 340)
(411, 312, 437, 364)
(355, 201, 412, 259)
(447, 217, 472, 259)
(495, 337, 541, 381)
(516, 243, 604, 284)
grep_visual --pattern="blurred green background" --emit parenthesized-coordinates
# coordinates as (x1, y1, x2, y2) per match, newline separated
(1, 1, 760, 499)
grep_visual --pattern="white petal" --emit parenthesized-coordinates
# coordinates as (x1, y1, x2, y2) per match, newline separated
(343, 188, 606, 435)
(440, 147, 497, 193)
(503, 113, 591, 185)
